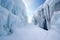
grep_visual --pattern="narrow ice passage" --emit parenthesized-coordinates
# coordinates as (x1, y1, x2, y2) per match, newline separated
(0, 0, 60, 40)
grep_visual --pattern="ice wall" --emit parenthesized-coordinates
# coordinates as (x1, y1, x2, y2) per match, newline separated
(0, 0, 27, 36)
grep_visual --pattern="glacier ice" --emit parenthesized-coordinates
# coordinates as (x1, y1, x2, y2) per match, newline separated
(51, 11, 60, 33)
(32, 5, 48, 30)
(32, 0, 60, 30)
(0, 0, 27, 36)
(0, 6, 10, 36)
(1, 0, 14, 11)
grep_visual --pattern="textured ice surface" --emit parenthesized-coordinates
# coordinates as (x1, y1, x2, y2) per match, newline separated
(0, 0, 27, 36)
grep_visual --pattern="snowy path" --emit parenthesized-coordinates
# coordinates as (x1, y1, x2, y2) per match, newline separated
(0, 24, 48, 40)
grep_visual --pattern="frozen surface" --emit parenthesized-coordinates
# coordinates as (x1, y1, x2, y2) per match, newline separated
(0, 24, 47, 40)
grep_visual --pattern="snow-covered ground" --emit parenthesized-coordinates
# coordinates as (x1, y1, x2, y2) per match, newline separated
(0, 24, 48, 40)
(0, 23, 60, 40)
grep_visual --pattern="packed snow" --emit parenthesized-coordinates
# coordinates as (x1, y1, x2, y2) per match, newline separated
(0, 24, 48, 40)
